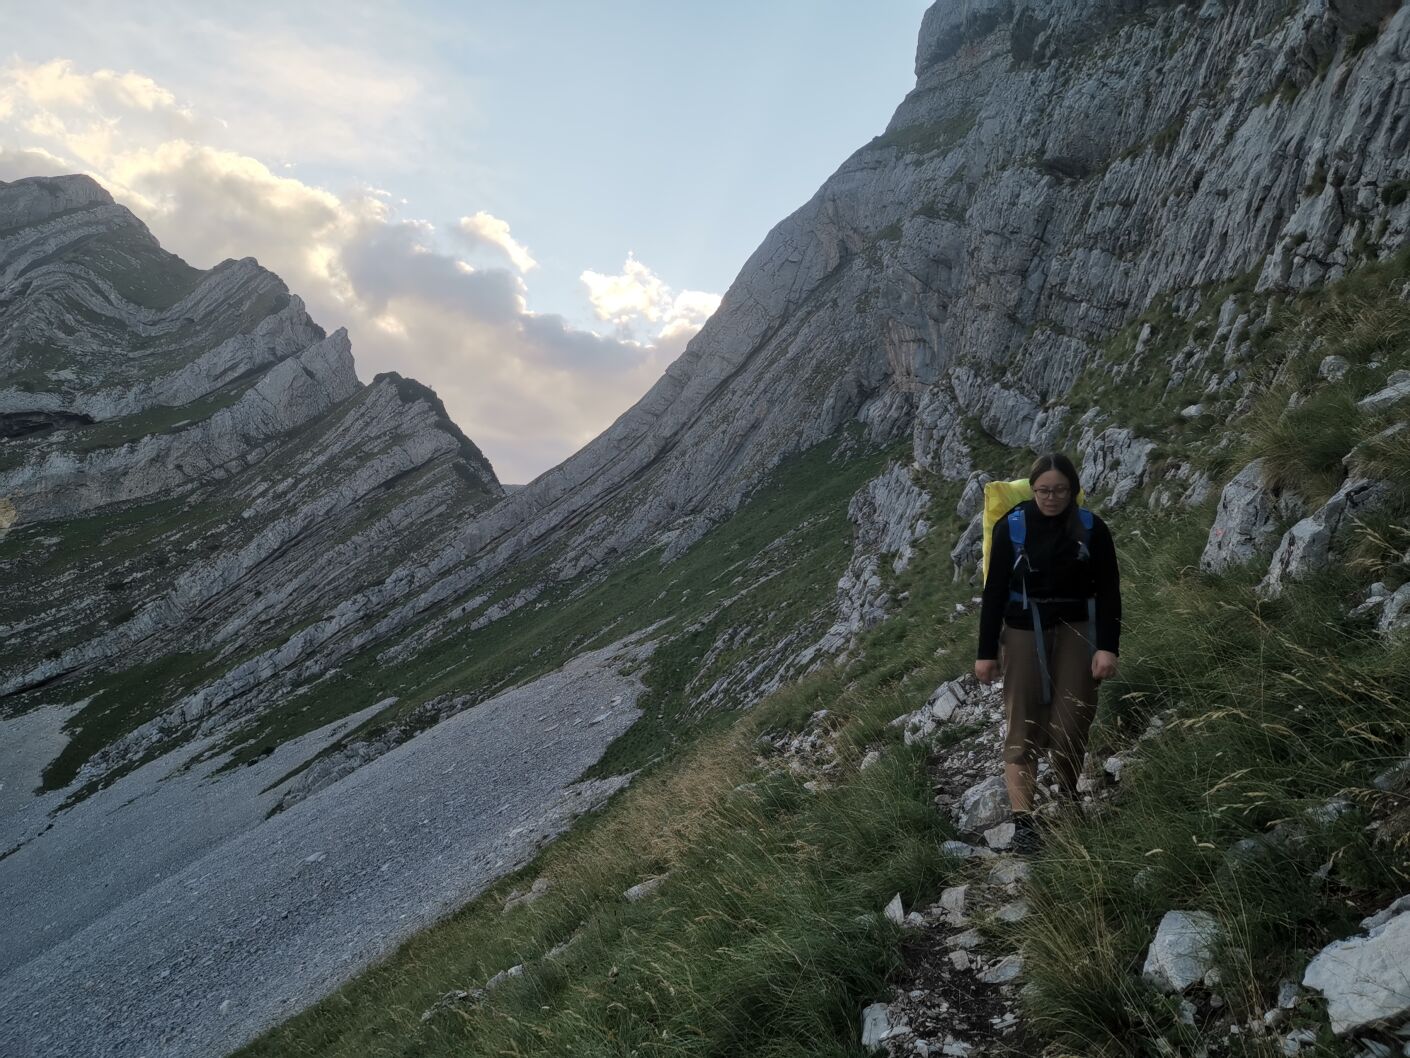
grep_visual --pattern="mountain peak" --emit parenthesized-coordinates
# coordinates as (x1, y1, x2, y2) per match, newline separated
(0, 172, 114, 230)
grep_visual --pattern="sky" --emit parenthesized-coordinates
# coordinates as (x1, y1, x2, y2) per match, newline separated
(0, 1, 931, 483)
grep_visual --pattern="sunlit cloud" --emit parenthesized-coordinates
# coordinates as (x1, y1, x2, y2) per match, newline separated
(580, 253, 721, 343)
(455, 211, 537, 273)
(9, 58, 190, 115)
(0, 58, 721, 484)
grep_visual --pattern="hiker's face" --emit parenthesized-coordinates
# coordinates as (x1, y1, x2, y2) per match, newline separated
(1032, 469, 1071, 516)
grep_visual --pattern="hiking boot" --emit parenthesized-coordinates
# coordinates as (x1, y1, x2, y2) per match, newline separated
(1009, 812, 1042, 855)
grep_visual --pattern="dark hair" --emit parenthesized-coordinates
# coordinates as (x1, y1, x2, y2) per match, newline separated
(1028, 451, 1084, 542)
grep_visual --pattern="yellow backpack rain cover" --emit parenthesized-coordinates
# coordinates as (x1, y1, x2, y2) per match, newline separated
(980, 478, 1088, 584)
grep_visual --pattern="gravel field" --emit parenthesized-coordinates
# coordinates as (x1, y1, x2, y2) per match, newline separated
(0, 631, 655, 1058)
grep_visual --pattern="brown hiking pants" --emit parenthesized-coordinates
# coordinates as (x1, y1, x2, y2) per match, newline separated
(999, 621, 1099, 791)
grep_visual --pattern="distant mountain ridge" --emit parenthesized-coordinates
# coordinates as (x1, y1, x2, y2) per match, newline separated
(4, 0, 1409, 833)
(3, 2, 1410, 1052)
(0, 174, 504, 794)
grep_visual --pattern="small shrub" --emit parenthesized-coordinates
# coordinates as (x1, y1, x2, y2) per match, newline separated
(1381, 180, 1410, 207)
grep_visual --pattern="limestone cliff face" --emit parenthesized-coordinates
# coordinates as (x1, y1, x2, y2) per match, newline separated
(6, 0, 1410, 793)
(207, 0, 1410, 703)
(0, 176, 503, 736)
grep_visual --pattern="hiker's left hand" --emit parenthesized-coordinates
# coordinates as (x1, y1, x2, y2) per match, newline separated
(1091, 650, 1118, 681)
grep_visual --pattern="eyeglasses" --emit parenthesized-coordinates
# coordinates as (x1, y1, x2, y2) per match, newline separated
(1033, 486, 1071, 498)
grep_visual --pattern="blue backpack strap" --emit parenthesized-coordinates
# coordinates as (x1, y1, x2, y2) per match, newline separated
(1006, 506, 1026, 558)
(1078, 507, 1097, 659)
(1005, 505, 1050, 701)
(1006, 507, 1027, 606)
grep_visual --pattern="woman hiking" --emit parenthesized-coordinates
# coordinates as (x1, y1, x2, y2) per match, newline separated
(974, 452, 1121, 854)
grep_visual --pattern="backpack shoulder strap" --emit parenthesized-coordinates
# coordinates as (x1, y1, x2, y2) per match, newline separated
(1077, 507, 1094, 559)
(1006, 506, 1026, 558)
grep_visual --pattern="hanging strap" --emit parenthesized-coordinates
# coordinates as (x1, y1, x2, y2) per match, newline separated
(1030, 600, 1054, 705)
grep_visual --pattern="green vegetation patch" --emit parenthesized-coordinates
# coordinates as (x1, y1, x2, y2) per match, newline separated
(218, 429, 892, 775)
(40, 651, 217, 793)
(869, 111, 978, 156)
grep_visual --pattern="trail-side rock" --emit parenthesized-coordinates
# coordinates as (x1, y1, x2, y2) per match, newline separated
(503, 877, 554, 914)
(861, 1002, 903, 1051)
(623, 874, 669, 903)
(893, 677, 984, 746)
(956, 471, 995, 520)
(1259, 478, 1390, 597)
(1357, 370, 1410, 413)
(914, 383, 973, 481)
(950, 512, 985, 582)
(1142, 910, 1220, 993)
(954, 775, 1010, 834)
(1319, 355, 1351, 382)
(1303, 895, 1410, 1035)
(798, 463, 932, 664)
(977, 954, 1023, 984)
(1076, 418, 1156, 509)
(1200, 460, 1305, 573)
(1377, 584, 1410, 640)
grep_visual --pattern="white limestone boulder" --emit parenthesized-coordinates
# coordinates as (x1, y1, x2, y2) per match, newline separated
(1302, 896, 1410, 1035)
(1142, 910, 1220, 993)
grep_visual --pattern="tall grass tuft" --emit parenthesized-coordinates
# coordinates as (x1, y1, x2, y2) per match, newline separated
(1239, 385, 1361, 504)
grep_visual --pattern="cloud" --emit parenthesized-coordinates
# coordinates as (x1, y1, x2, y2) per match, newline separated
(9, 58, 189, 115)
(340, 218, 526, 323)
(581, 252, 722, 344)
(0, 145, 71, 180)
(455, 211, 537, 272)
(0, 58, 719, 484)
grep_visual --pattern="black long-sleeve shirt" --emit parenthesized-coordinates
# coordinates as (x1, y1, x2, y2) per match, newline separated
(976, 499, 1121, 661)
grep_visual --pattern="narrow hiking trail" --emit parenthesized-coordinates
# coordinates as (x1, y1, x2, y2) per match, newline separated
(864, 674, 1087, 1058)
(764, 672, 1155, 1058)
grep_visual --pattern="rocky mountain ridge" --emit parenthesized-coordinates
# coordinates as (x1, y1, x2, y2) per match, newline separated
(8, 0, 1410, 800)
(1, 0, 1406, 886)
(3, 1, 1410, 1054)
(0, 175, 504, 797)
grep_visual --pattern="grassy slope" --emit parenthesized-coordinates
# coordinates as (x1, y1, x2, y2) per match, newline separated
(235, 439, 978, 1058)
(241, 253, 1410, 1058)
(219, 426, 891, 778)
(1014, 252, 1410, 1056)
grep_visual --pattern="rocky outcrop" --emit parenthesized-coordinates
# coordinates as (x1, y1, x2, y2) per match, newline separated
(0, 328, 359, 522)
(1075, 416, 1156, 509)
(1200, 460, 1306, 573)
(0, 176, 504, 788)
(798, 463, 932, 663)
(1258, 477, 1389, 596)
(1357, 369, 1410, 412)
(1141, 910, 1221, 994)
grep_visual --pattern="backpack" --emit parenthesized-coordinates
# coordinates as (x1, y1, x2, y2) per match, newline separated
(980, 478, 1098, 704)
(979, 478, 1088, 583)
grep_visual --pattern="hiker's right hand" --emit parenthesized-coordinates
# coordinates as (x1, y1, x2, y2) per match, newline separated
(974, 659, 999, 684)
